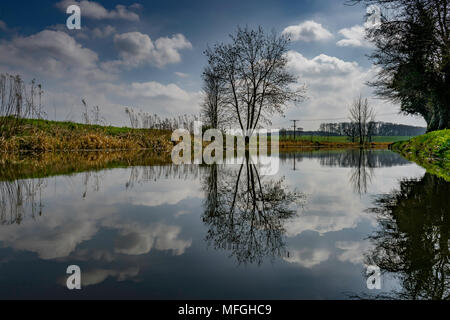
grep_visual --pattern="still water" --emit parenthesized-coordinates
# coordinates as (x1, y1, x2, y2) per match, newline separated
(0, 149, 448, 299)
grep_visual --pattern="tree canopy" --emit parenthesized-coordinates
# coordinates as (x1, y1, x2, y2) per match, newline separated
(349, 0, 450, 131)
(202, 26, 306, 137)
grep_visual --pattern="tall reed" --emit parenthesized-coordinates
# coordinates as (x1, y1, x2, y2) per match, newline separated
(0, 73, 44, 137)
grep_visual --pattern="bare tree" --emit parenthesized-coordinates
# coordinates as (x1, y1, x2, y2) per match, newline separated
(201, 66, 229, 129)
(204, 26, 306, 143)
(349, 96, 376, 145)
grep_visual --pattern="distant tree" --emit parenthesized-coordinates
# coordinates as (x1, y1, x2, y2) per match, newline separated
(348, 0, 450, 131)
(349, 96, 376, 144)
(318, 121, 426, 138)
(204, 26, 306, 143)
(343, 122, 358, 142)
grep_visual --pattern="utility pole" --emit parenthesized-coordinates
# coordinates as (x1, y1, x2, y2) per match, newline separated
(290, 120, 300, 141)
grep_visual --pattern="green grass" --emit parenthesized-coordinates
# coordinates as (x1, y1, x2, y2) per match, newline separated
(0, 117, 174, 152)
(15, 118, 165, 136)
(280, 135, 414, 143)
(392, 129, 450, 181)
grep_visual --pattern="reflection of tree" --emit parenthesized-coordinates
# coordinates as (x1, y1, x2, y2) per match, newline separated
(202, 156, 305, 265)
(0, 164, 202, 224)
(0, 179, 45, 225)
(125, 164, 200, 190)
(279, 149, 410, 168)
(349, 149, 374, 195)
(365, 173, 449, 300)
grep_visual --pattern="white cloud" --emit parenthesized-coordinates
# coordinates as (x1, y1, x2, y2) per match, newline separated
(0, 28, 197, 124)
(0, 30, 111, 81)
(282, 20, 333, 42)
(336, 11, 380, 48)
(337, 25, 373, 48)
(56, 0, 140, 21)
(100, 80, 201, 120)
(274, 50, 426, 130)
(175, 72, 189, 78)
(92, 25, 116, 38)
(286, 51, 360, 76)
(105, 81, 195, 101)
(107, 32, 192, 69)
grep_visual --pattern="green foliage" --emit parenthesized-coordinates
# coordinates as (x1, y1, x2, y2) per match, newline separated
(392, 130, 450, 181)
(361, 0, 450, 131)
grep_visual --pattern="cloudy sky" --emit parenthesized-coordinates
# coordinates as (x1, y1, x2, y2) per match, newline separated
(0, 0, 426, 130)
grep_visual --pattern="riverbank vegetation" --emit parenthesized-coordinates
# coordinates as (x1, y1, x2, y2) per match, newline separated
(392, 129, 450, 181)
(0, 117, 173, 153)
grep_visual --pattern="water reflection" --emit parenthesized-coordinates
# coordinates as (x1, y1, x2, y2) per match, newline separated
(0, 179, 45, 225)
(0, 149, 446, 299)
(279, 149, 411, 168)
(201, 156, 306, 265)
(281, 149, 410, 195)
(348, 149, 374, 195)
(365, 173, 449, 300)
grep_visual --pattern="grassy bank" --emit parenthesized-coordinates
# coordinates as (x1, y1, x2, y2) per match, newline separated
(0, 118, 402, 152)
(392, 129, 450, 181)
(0, 118, 173, 153)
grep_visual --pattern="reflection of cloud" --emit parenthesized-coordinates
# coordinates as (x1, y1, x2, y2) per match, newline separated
(282, 159, 378, 237)
(284, 248, 330, 268)
(71, 249, 115, 262)
(284, 201, 368, 237)
(0, 168, 196, 261)
(81, 267, 140, 287)
(123, 182, 202, 207)
(0, 219, 99, 260)
(336, 241, 372, 264)
(113, 223, 192, 256)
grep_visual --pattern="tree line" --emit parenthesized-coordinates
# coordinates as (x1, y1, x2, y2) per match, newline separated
(319, 122, 426, 137)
